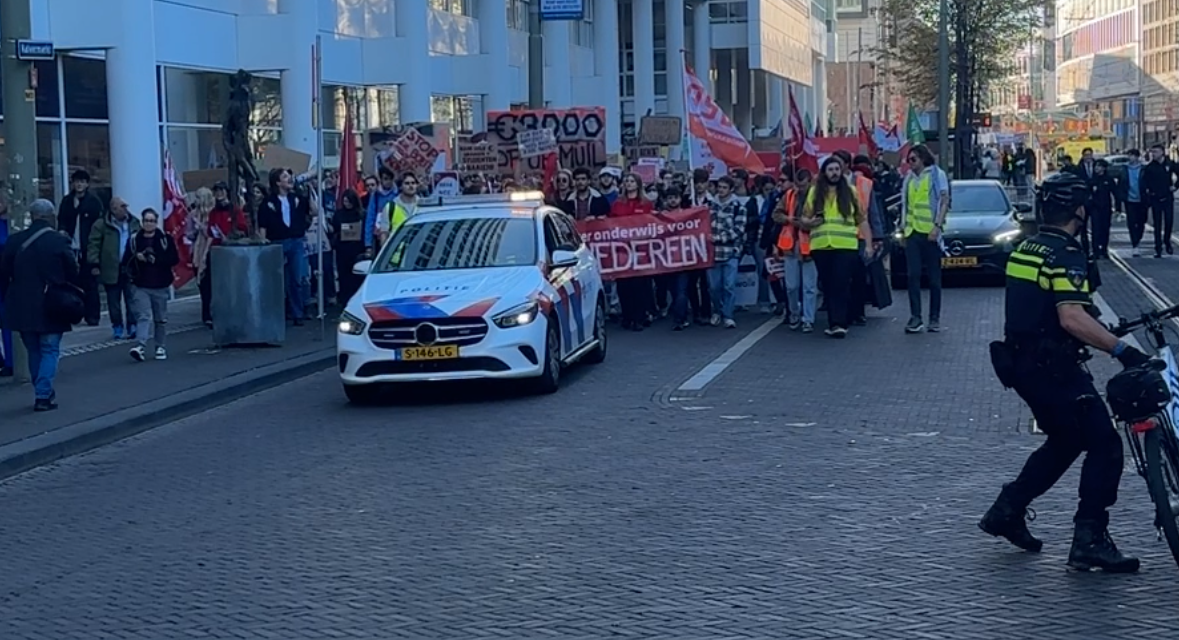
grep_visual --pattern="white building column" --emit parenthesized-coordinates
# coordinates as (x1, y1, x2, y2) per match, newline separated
(594, 0, 622, 154)
(278, 0, 317, 155)
(633, 0, 656, 120)
(768, 74, 784, 131)
(692, 0, 711, 92)
(106, 0, 162, 214)
(543, 20, 572, 107)
(814, 56, 828, 133)
(734, 49, 752, 137)
(479, 0, 512, 112)
(396, 0, 432, 122)
(666, 0, 686, 121)
(716, 50, 733, 113)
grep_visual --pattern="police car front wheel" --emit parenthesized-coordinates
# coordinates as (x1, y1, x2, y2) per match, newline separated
(527, 318, 562, 395)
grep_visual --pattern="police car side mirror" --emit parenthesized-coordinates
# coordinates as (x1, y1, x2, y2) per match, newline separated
(1013, 202, 1033, 214)
(550, 250, 579, 269)
(352, 259, 373, 275)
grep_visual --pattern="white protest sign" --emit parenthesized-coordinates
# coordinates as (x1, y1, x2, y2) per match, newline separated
(517, 128, 558, 158)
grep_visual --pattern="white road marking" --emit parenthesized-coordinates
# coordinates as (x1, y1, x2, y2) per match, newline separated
(676, 317, 781, 392)
(1092, 291, 1143, 352)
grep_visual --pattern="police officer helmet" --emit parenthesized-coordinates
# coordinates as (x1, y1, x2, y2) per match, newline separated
(1036, 172, 1090, 225)
(1106, 362, 1171, 422)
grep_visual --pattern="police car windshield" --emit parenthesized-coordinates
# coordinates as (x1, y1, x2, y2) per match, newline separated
(374, 217, 538, 272)
(950, 184, 1010, 215)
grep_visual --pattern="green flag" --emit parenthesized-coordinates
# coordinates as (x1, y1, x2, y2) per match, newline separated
(905, 104, 925, 144)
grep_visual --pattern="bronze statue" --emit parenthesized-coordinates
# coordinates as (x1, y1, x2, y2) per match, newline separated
(223, 69, 260, 240)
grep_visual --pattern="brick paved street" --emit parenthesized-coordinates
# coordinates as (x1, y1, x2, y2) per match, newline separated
(3, 282, 1179, 638)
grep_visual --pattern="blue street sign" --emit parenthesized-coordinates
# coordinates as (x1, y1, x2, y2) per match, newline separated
(16, 40, 55, 61)
(540, 0, 585, 20)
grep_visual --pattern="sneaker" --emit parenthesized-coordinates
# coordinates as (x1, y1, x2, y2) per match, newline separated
(801, 322, 814, 333)
(824, 327, 837, 337)
(129, 346, 147, 362)
(772, 303, 785, 316)
(1132, 246, 1141, 257)
(112, 325, 124, 340)
(710, 314, 722, 327)
(673, 322, 689, 331)
(127, 325, 138, 340)
(852, 316, 867, 327)
(1169, 244, 1175, 256)
(33, 398, 58, 412)
(155, 347, 168, 361)
(831, 327, 848, 339)
(927, 320, 941, 333)
(724, 318, 737, 329)
(785, 317, 801, 330)
(1067, 520, 1139, 573)
(905, 317, 925, 334)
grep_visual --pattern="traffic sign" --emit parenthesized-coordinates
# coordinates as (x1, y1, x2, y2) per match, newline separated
(16, 40, 54, 61)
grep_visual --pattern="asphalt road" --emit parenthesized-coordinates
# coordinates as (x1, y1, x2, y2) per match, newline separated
(3, 286, 1179, 639)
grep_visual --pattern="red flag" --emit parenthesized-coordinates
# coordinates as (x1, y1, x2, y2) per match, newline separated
(858, 111, 879, 158)
(162, 151, 194, 288)
(542, 152, 559, 195)
(683, 56, 766, 173)
(337, 101, 357, 203)
(787, 87, 819, 176)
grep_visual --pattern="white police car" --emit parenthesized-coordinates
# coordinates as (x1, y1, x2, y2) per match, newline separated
(337, 192, 606, 404)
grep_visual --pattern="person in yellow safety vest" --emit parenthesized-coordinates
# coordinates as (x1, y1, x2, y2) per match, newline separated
(772, 169, 819, 332)
(373, 172, 421, 255)
(899, 144, 951, 334)
(799, 156, 874, 338)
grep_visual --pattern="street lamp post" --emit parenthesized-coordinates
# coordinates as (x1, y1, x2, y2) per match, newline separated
(937, 0, 951, 173)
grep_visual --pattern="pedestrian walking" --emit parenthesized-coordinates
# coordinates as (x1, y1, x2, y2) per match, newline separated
(88, 196, 141, 340)
(707, 176, 748, 329)
(332, 189, 367, 305)
(126, 209, 179, 362)
(57, 169, 105, 326)
(0, 199, 81, 411)
(900, 144, 949, 334)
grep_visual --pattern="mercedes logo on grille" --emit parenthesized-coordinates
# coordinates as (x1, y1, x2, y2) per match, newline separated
(949, 240, 966, 256)
(414, 323, 439, 345)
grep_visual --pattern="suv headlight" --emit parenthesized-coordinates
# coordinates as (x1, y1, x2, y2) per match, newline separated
(493, 302, 540, 329)
(993, 229, 1021, 244)
(338, 310, 367, 335)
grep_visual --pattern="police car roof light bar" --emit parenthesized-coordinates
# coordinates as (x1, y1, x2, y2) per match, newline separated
(418, 191, 547, 208)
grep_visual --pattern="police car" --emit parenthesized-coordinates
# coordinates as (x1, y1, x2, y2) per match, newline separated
(337, 192, 606, 404)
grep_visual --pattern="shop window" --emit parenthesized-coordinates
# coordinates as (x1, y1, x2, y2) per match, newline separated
(63, 57, 108, 120)
(163, 68, 282, 129)
(66, 123, 112, 204)
(164, 127, 225, 175)
(0, 60, 60, 118)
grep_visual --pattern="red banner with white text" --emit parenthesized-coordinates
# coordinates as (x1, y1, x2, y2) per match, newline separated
(576, 207, 714, 280)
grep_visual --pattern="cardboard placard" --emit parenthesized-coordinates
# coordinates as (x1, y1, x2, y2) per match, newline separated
(392, 128, 441, 175)
(639, 115, 683, 146)
(180, 168, 229, 193)
(518, 128, 558, 158)
(486, 107, 607, 174)
(261, 145, 312, 174)
(457, 141, 498, 173)
(432, 171, 461, 197)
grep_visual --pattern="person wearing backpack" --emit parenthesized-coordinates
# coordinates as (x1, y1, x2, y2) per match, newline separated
(0, 199, 79, 411)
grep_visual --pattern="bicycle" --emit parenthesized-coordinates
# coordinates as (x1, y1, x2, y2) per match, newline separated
(1111, 302, 1179, 568)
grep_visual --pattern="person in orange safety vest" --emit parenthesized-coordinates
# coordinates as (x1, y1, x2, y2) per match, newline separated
(771, 169, 818, 332)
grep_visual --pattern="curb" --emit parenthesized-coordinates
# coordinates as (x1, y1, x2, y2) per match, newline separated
(0, 348, 336, 481)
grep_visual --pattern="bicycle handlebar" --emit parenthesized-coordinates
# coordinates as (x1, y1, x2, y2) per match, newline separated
(1112, 303, 1179, 337)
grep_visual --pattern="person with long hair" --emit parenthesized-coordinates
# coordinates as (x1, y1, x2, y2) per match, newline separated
(900, 144, 949, 333)
(258, 167, 312, 325)
(611, 173, 656, 330)
(801, 156, 874, 338)
(332, 189, 367, 304)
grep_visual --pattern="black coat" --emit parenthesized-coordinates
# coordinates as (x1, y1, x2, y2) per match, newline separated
(57, 190, 104, 256)
(258, 192, 311, 241)
(125, 231, 179, 290)
(0, 220, 79, 334)
(1142, 160, 1179, 202)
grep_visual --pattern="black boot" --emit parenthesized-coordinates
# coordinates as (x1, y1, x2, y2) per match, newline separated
(978, 484, 1043, 552)
(1067, 520, 1139, 573)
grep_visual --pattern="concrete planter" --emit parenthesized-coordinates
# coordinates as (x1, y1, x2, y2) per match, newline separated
(210, 244, 286, 346)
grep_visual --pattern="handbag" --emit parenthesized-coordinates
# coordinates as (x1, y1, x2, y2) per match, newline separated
(19, 227, 86, 326)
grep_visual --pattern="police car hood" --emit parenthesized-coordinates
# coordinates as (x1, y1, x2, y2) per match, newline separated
(357, 267, 543, 321)
(945, 211, 1018, 236)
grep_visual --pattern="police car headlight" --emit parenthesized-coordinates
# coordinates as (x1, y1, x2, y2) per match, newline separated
(993, 229, 1022, 244)
(338, 310, 367, 336)
(493, 302, 539, 329)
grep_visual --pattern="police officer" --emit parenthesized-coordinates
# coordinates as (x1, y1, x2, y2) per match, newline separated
(980, 172, 1149, 573)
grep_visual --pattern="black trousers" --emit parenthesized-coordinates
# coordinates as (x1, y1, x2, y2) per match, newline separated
(1005, 362, 1122, 524)
(687, 268, 711, 320)
(1151, 197, 1175, 254)
(199, 263, 213, 324)
(616, 276, 653, 326)
(1089, 205, 1112, 256)
(812, 249, 857, 329)
(77, 256, 101, 326)
(849, 253, 868, 321)
(1126, 201, 1148, 248)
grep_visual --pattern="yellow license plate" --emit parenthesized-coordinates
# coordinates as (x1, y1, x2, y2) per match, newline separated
(398, 345, 459, 361)
(941, 256, 978, 268)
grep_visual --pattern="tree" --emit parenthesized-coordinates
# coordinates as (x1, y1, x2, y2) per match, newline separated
(876, 0, 1041, 176)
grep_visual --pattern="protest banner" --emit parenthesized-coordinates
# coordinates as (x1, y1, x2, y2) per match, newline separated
(366, 123, 449, 175)
(575, 207, 713, 280)
(432, 171, 461, 196)
(456, 139, 498, 173)
(486, 107, 607, 173)
(639, 115, 683, 146)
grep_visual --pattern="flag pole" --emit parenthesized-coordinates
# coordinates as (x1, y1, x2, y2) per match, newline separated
(313, 36, 326, 337)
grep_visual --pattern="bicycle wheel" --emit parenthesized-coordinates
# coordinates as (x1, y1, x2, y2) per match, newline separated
(1144, 426, 1179, 568)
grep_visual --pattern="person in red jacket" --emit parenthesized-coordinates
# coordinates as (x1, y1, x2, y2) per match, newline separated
(610, 173, 655, 330)
(610, 173, 655, 217)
